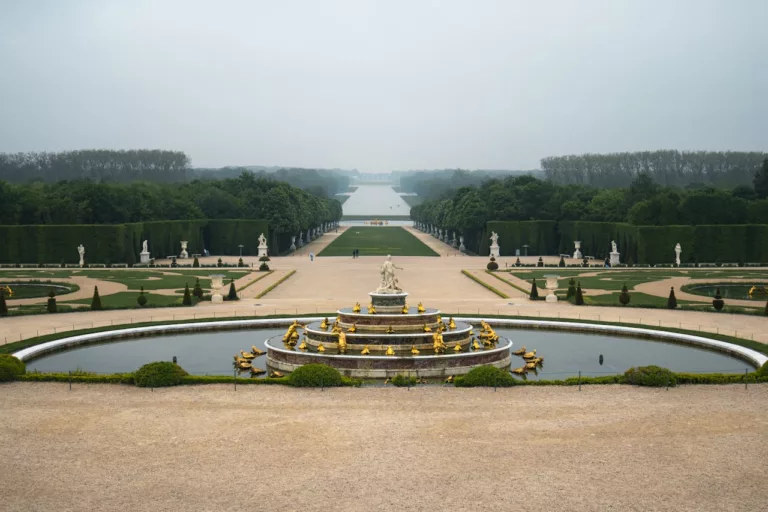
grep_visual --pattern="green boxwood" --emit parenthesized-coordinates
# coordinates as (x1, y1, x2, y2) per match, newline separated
(0, 354, 25, 381)
(289, 363, 343, 387)
(134, 361, 188, 387)
(391, 374, 418, 387)
(624, 365, 677, 387)
(18, 372, 134, 384)
(454, 365, 518, 387)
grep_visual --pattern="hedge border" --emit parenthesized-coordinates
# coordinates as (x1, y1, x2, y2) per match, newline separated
(461, 270, 509, 298)
(255, 270, 296, 299)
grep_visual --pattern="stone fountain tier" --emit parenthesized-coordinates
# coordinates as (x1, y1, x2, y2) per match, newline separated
(337, 307, 440, 327)
(265, 336, 513, 379)
(304, 321, 473, 350)
(368, 291, 408, 313)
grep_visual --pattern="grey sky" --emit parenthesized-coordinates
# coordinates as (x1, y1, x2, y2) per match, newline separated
(1, 0, 766, 172)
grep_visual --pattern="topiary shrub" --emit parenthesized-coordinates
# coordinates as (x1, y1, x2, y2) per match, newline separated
(515, 257, 521, 267)
(759, 362, 768, 377)
(193, 278, 203, 300)
(454, 365, 517, 387)
(192, 256, 200, 268)
(259, 255, 271, 262)
(0, 354, 25, 382)
(575, 282, 585, 305)
(238, 258, 245, 267)
(391, 374, 418, 387)
(558, 255, 565, 267)
(289, 364, 343, 387)
(0, 289, 7, 316)
(582, 256, 589, 267)
(134, 361, 188, 388)
(624, 365, 677, 387)
(259, 262, 270, 271)
(217, 258, 223, 268)
(137, 286, 147, 307)
(226, 279, 239, 301)
(712, 288, 724, 311)
(486, 257, 498, 270)
(90, 286, 102, 310)
(619, 283, 630, 306)
(529, 278, 539, 300)
(182, 283, 193, 306)
(47, 289, 57, 313)
(667, 287, 677, 309)
(566, 278, 576, 299)
(537, 256, 544, 267)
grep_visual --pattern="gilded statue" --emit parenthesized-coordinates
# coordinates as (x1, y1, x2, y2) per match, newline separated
(368, 303, 376, 314)
(453, 342, 462, 352)
(386, 325, 394, 334)
(385, 346, 395, 356)
(432, 331, 446, 354)
(401, 304, 409, 314)
(361, 345, 371, 355)
(411, 346, 420, 355)
(317, 342, 326, 353)
(417, 302, 425, 313)
(347, 323, 357, 333)
(448, 317, 456, 330)
(353, 302, 361, 313)
(320, 317, 330, 330)
(336, 331, 347, 353)
(423, 323, 432, 333)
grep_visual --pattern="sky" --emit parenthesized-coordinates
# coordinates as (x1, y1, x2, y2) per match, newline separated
(0, 0, 766, 172)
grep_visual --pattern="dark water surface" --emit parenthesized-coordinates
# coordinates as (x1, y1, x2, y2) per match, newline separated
(26, 327, 752, 377)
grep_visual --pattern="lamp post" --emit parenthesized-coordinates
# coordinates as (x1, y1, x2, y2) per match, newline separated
(238, 244, 244, 257)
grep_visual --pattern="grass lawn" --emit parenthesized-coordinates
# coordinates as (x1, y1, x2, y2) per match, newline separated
(318, 227, 438, 257)
(62, 292, 182, 308)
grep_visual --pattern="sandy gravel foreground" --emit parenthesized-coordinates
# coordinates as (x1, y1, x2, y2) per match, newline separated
(1, 383, 766, 512)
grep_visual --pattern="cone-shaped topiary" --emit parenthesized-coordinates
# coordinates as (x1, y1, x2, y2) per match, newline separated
(0, 289, 7, 316)
(619, 283, 630, 306)
(193, 278, 203, 299)
(566, 278, 576, 299)
(529, 278, 539, 300)
(575, 282, 585, 305)
(217, 258, 223, 267)
(192, 256, 200, 268)
(90, 286, 102, 310)
(515, 257, 521, 267)
(558, 255, 565, 267)
(712, 287, 724, 311)
(182, 283, 192, 306)
(137, 286, 147, 307)
(667, 287, 677, 309)
(47, 289, 57, 313)
(226, 279, 238, 301)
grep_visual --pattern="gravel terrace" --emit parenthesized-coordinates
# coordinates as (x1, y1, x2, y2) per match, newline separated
(1, 383, 766, 512)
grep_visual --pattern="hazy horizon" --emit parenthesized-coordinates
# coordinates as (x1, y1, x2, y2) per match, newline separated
(1, 0, 766, 172)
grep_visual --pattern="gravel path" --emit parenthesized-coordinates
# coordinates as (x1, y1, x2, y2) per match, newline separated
(1, 383, 766, 511)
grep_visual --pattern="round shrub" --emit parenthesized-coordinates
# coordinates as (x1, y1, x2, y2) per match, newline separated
(134, 361, 188, 388)
(391, 374, 418, 387)
(259, 262, 270, 271)
(259, 255, 271, 262)
(758, 362, 768, 377)
(624, 365, 677, 387)
(454, 365, 517, 387)
(289, 364, 343, 387)
(486, 260, 499, 270)
(0, 354, 26, 382)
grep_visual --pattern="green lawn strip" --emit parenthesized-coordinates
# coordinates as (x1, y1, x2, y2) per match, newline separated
(461, 270, 509, 298)
(485, 271, 530, 295)
(256, 270, 297, 298)
(584, 291, 699, 307)
(62, 292, 181, 308)
(317, 226, 438, 257)
(236, 270, 273, 292)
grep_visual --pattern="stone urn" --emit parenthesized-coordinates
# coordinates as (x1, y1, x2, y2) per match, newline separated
(210, 274, 225, 303)
(544, 275, 560, 303)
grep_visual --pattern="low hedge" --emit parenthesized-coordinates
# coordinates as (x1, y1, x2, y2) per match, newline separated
(134, 361, 188, 388)
(391, 374, 418, 387)
(289, 363, 343, 387)
(181, 375, 290, 385)
(18, 371, 134, 384)
(624, 365, 678, 387)
(454, 365, 518, 387)
(0, 354, 26, 382)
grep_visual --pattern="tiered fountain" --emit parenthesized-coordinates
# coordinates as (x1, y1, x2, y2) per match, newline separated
(265, 256, 512, 378)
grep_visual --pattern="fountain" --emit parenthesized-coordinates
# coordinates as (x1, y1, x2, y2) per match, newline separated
(265, 256, 512, 378)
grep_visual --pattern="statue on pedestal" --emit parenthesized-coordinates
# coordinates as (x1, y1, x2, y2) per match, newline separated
(609, 240, 620, 266)
(180, 241, 188, 259)
(489, 231, 500, 257)
(258, 232, 268, 258)
(675, 243, 682, 266)
(140, 240, 151, 263)
(77, 244, 85, 267)
(377, 255, 403, 293)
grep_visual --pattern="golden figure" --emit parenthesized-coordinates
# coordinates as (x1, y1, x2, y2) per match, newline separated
(436, 315, 442, 325)
(402, 304, 409, 314)
(269, 370, 284, 378)
(512, 345, 526, 356)
(525, 362, 537, 370)
(282, 325, 296, 343)
(386, 325, 394, 334)
(453, 342, 462, 352)
(411, 346, 420, 355)
(250, 367, 266, 376)
(347, 323, 357, 333)
(511, 366, 528, 375)
(353, 302, 361, 313)
(320, 317, 330, 330)
(368, 303, 376, 314)
(385, 346, 395, 356)
(417, 302, 425, 313)
(469, 329, 474, 336)
(448, 317, 456, 330)
(298, 339, 308, 351)
(332, 324, 342, 334)
(361, 345, 370, 355)
(237, 361, 252, 370)
(522, 349, 537, 360)
(336, 331, 347, 353)
(432, 331, 446, 354)
(317, 342, 326, 353)
(251, 346, 265, 357)
(423, 323, 432, 333)
(471, 339, 481, 351)
(445, 375, 454, 384)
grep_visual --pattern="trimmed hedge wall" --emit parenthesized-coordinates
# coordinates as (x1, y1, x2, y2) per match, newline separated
(483, 221, 768, 264)
(0, 219, 270, 264)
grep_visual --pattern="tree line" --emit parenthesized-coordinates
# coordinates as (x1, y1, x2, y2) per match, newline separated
(411, 159, 768, 253)
(0, 173, 343, 236)
(395, 169, 542, 202)
(542, 150, 766, 188)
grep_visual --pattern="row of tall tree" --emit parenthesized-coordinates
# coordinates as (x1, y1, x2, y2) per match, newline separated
(411, 159, 768, 253)
(191, 166, 352, 197)
(395, 169, 542, 201)
(542, 150, 766, 188)
(0, 173, 343, 235)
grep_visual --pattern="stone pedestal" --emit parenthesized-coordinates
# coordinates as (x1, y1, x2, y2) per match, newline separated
(490, 243, 500, 258)
(609, 251, 620, 266)
(140, 252, 151, 264)
(573, 241, 582, 260)
(544, 275, 559, 303)
(369, 291, 409, 314)
(258, 246, 268, 258)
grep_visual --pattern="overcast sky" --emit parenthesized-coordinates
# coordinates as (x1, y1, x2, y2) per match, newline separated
(1, 0, 766, 172)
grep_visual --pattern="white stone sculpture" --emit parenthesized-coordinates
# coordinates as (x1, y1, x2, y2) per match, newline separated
(180, 241, 188, 259)
(258, 232, 268, 258)
(377, 255, 403, 293)
(573, 241, 582, 260)
(489, 231, 500, 258)
(451, 232, 458, 248)
(609, 240, 620, 266)
(289, 236, 297, 252)
(675, 243, 682, 266)
(77, 244, 85, 267)
(544, 275, 560, 303)
(210, 274, 225, 303)
(459, 235, 466, 253)
(140, 240, 151, 264)
(297, 233, 304, 248)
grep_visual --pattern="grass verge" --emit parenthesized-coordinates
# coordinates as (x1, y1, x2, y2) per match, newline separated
(461, 270, 509, 298)
(255, 270, 296, 299)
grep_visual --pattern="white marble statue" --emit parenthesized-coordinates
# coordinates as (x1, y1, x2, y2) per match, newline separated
(459, 235, 466, 253)
(490, 231, 499, 246)
(258, 233, 267, 248)
(142, 240, 148, 253)
(180, 241, 188, 259)
(573, 241, 582, 260)
(77, 244, 85, 267)
(377, 255, 403, 293)
(675, 243, 682, 266)
(489, 231, 500, 258)
(140, 239, 151, 263)
(611, 240, 617, 254)
(609, 240, 620, 266)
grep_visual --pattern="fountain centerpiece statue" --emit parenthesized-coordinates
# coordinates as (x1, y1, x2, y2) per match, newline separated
(77, 244, 85, 267)
(377, 255, 402, 293)
(140, 239, 151, 263)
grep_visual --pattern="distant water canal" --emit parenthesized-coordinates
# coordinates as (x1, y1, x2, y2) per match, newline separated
(342, 185, 411, 217)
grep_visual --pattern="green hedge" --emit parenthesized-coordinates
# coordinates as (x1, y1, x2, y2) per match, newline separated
(480, 221, 557, 256)
(133, 361, 188, 387)
(288, 364, 344, 387)
(204, 219, 270, 256)
(0, 354, 25, 382)
(454, 365, 518, 387)
(624, 366, 678, 387)
(18, 372, 134, 384)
